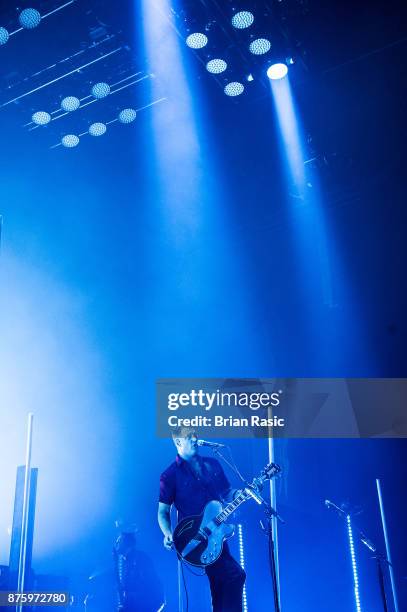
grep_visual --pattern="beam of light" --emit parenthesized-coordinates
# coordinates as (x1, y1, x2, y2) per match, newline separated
(141, 0, 212, 237)
(270, 73, 339, 321)
(140, 0, 262, 371)
(346, 515, 362, 612)
(270, 76, 307, 195)
(270, 73, 378, 371)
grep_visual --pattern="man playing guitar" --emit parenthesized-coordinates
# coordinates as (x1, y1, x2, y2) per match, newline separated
(158, 426, 246, 611)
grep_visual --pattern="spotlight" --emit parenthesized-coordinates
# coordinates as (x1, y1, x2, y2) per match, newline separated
(267, 62, 288, 80)
(186, 33, 208, 49)
(32, 111, 51, 125)
(19, 8, 41, 30)
(91, 82, 110, 99)
(206, 59, 227, 74)
(231, 11, 254, 29)
(89, 122, 107, 136)
(118, 108, 137, 123)
(61, 96, 80, 112)
(62, 134, 79, 148)
(0, 27, 9, 45)
(224, 82, 244, 97)
(249, 38, 271, 55)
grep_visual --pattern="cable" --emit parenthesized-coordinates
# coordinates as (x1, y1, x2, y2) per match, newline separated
(180, 558, 189, 612)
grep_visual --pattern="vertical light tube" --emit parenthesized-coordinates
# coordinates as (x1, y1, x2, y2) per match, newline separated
(17, 413, 34, 608)
(376, 479, 399, 612)
(268, 435, 281, 607)
(346, 515, 362, 612)
(237, 524, 248, 612)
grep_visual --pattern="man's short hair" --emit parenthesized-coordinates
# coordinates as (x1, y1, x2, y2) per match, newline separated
(171, 425, 195, 440)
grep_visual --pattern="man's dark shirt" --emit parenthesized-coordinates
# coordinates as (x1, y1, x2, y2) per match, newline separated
(159, 454, 231, 520)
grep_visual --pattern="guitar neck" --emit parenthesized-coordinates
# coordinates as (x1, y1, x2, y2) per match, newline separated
(215, 490, 249, 525)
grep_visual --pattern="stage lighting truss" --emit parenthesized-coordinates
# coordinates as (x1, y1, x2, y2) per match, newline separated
(174, 1, 294, 98)
(1, 1, 167, 150)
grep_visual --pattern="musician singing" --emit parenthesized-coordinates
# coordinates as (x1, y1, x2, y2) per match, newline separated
(158, 427, 246, 611)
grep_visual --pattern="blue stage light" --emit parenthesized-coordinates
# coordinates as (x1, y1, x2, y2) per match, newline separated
(267, 63, 288, 80)
(224, 82, 244, 97)
(19, 8, 41, 30)
(91, 82, 110, 99)
(186, 33, 208, 49)
(0, 27, 9, 45)
(206, 59, 227, 74)
(237, 525, 248, 612)
(232, 11, 254, 29)
(118, 108, 137, 123)
(62, 134, 79, 148)
(61, 96, 80, 112)
(32, 111, 51, 125)
(89, 122, 107, 136)
(249, 38, 271, 55)
(347, 515, 362, 612)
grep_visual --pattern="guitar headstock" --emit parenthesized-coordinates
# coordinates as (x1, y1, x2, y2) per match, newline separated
(260, 462, 281, 481)
(249, 463, 281, 494)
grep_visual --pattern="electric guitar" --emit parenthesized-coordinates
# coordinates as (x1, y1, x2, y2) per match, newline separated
(172, 462, 280, 567)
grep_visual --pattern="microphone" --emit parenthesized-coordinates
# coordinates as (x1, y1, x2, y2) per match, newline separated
(197, 440, 225, 448)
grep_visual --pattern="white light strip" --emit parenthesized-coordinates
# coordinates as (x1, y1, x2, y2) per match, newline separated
(238, 524, 248, 612)
(1, 48, 122, 107)
(347, 515, 362, 612)
(42, 0, 76, 20)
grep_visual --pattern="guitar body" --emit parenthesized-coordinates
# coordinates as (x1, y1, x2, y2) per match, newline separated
(173, 500, 235, 567)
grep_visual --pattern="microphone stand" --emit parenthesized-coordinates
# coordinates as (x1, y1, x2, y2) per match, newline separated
(210, 446, 284, 612)
(260, 501, 282, 612)
(325, 501, 391, 612)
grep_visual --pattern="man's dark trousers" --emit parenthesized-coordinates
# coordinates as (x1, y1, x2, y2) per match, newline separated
(205, 544, 246, 612)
